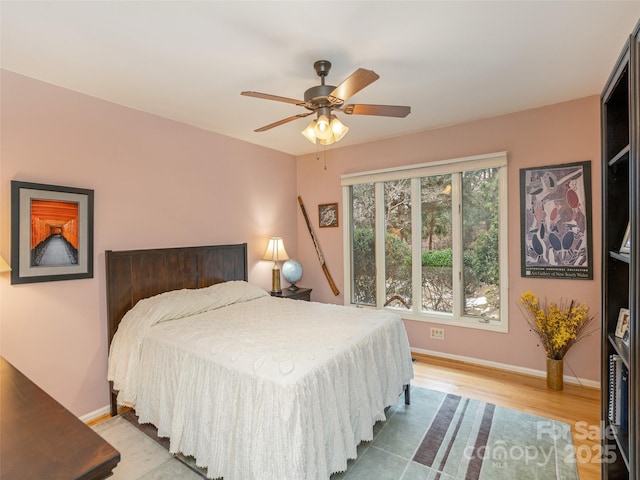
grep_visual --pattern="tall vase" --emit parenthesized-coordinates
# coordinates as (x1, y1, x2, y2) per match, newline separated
(546, 358, 563, 391)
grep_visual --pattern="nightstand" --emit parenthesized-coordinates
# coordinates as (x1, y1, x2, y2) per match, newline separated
(270, 287, 312, 301)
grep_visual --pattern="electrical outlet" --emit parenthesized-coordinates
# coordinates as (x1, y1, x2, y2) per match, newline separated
(430, 327, 445, 340)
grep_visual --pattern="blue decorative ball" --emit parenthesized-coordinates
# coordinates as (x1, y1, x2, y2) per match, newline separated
(282, 260, 303, 285)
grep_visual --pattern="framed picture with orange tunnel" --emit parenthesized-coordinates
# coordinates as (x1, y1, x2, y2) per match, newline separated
(10, 181, 94, 284)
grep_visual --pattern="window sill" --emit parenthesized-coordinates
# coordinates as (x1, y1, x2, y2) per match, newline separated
(352, 304, 509, 333)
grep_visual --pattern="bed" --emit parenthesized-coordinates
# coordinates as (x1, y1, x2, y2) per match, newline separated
(105, 243, 414, 480)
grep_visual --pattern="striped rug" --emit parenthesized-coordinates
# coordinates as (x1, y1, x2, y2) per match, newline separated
(332, 386, 579, 480)
(96, 386, 579, 480)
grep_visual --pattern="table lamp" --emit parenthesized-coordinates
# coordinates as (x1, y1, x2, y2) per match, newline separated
(262, 237, 289, 294)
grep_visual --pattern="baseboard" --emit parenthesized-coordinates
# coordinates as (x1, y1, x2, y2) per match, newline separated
(410, 347, 600, 389)
(80, 404, 111, 424)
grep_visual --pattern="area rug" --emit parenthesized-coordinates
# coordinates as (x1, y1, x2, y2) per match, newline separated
(92, 386, 579, 480)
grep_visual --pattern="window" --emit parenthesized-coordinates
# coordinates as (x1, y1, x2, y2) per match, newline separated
(342, 152, 508, 331)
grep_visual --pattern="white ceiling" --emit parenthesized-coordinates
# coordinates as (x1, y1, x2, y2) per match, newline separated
(2, 1, 639, 156)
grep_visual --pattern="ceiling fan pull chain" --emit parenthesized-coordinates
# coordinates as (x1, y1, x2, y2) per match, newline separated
(323, 144, 327, 171)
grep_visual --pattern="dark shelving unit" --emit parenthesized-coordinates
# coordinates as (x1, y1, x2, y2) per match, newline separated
(601, 20, 640, 480)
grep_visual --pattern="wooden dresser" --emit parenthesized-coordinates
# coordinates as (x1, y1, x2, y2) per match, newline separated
(0, 356, 120, 479)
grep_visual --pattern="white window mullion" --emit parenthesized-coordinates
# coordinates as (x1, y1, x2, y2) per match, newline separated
(374, 182, 386, 308)
(342, 185, 352, 306)
(411, 178, 422, 313)
(451, 173, 462, 319)
(498, 165, 509, 330)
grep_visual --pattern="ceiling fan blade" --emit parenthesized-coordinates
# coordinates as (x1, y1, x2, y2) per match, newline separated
(341, 104, 411, 118)
(254, 112, 313, 132)
(241, 91, 305, 106)
(328, 68, 380, 104)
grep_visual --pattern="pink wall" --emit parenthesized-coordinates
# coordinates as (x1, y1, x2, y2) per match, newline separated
(296, 96, 602, 383)
(0, 70, 298, 416)
(0, 70, 601, 419)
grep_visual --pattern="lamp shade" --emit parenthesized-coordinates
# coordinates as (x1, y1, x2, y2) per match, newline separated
(262, 237, 289, 263)
(0, 256, 11, 273)
(314, 115, 332, 140)
(301, 121, 317, 143)
(318, 136, 335, 146)
(330, 115, 349, 141)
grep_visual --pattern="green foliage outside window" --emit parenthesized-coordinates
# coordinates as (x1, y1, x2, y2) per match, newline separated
(350, 164, 502, 319)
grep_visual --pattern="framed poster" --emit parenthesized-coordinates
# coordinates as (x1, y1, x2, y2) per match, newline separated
(11, 181, 94, 284)
(318, 203, 339, 228)
(520, 161, 593, 279)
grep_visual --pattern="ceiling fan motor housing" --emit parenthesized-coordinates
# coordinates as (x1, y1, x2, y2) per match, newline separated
(303, 84, 340, 110)
(303, 60, 344, 111)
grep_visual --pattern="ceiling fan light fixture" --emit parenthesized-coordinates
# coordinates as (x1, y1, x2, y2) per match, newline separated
(301, 120, 317, 143)
(302, 114, 349, 145)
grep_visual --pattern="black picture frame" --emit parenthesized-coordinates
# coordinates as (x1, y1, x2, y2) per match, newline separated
(619, 223, 631, 254)
(520, 160, 593, 280)
(11, 181, 94, 284)
(615, 308, 630, 345)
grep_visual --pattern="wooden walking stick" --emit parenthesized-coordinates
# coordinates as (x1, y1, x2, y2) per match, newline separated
(297, 196, 340, 296)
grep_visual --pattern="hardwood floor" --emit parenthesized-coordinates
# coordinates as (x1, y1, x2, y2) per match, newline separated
(86, 406, 129, 428)
(88, 354, 601, 479)
(411, 352, 601, 480)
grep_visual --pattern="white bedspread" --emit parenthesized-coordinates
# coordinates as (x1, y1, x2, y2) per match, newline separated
(108, 281, 413, 480)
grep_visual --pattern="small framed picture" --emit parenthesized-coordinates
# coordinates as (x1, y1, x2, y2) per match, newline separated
(619, 223, 631, 254)
(318, 203, 339, 228)
(615, 308, 630, 344)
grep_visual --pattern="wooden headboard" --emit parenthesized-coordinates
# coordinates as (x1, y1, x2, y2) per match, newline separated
(105, 243, 248, 346)
(105, 243, 247, 416)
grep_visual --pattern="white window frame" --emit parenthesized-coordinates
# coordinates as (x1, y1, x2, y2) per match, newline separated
(342, 152, 509, 332)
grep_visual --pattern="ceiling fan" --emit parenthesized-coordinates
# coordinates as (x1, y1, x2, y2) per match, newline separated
(241, 60, 411, 145)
